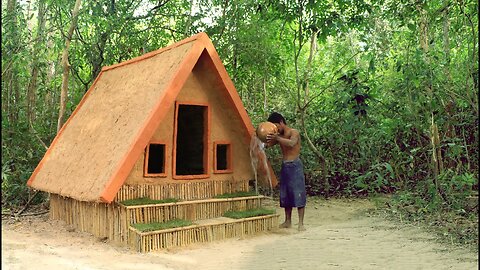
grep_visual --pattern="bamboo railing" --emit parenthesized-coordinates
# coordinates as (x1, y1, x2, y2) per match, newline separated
(123, 196, 266, 224)
(128, 214, 279, 252)
(115, 180, 249, 202)
(49, 193, 271, 247)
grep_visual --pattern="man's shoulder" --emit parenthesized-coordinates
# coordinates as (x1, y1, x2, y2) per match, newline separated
(288, 127, 300, 135)
(285, 127, 300, 138)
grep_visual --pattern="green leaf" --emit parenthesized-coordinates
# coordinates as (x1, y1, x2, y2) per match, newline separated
(384, 163, 394, 177)
(407, 23, 416, 31)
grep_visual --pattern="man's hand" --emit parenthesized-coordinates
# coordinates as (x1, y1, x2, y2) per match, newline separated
(265, 133, 278, 147)
(266, 133, 277, 142)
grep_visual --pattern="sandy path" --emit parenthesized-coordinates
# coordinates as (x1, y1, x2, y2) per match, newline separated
(2, 198, 478, 270)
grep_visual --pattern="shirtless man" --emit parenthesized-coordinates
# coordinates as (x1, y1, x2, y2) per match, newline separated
(265, 112, 306, 231)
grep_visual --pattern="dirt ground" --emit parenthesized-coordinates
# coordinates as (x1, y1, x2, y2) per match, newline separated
(2, 197, 478, 270)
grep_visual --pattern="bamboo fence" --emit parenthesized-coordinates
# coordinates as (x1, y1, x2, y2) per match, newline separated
(49, 194, 128, 243)
(128, 214, 280, 252)
(115, 180, 249, 202)
(49, 193, 271, 248)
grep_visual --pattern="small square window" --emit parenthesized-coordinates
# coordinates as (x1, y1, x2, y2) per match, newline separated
(214, 142, 232, 173)
(144, 143, 166, 177)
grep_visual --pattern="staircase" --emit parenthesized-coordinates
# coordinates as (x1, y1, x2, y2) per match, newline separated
(121, 195, 279, 252)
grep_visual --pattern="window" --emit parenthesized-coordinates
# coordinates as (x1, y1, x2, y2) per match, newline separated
(214, 142, 232, 173)
(144, 143, 166, 177)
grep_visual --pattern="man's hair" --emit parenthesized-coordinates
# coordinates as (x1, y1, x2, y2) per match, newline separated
(268, 112, 286, 125)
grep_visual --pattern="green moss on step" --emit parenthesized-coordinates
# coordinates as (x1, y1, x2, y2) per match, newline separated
(223, 208, 275, 219)
(120, 197, 179, 206)
(132, 219, 193, 232)
(214, 191, 258, 199)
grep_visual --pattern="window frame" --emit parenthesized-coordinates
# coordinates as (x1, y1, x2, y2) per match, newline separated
(213, 141, 233, 174)
(144, 141, 168, 178)
(172, 102, 210, 180)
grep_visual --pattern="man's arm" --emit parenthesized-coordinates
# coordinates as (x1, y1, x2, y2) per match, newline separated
(264, 138, 278, 148)
(267, 129, 299, 148)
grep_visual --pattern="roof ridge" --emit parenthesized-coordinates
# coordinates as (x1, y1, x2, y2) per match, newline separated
(102, 32, 209, 72)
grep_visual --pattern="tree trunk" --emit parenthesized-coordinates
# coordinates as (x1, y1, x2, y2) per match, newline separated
(417, 4, 429, 53)
(417, 4, 448, 186)
(458, 1, 478, 115)
(90, 32, 108, 85)
(57, 0, 82, 133)
(430, 117, 444, 178)
(27, 0, 47, 126)
(298, 30, 323, 159)
(5, 0, 19, 125)
(430, 115, 447, 202)
(184, 0, 195, 38)
(296, 29, 328, 195)
(442, 1, 454, 104)
(442, 2, 450, 66)
(263, 76, 267, 118)
(417, 3, 433, 106)
(302, 30, 319, 107)
(441, 3, 457, 140)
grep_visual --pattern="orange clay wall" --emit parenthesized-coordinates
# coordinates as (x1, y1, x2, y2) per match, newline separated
(125, 51, 254, 185)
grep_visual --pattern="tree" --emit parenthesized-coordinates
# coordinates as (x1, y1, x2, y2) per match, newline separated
(26, 0, 47, 127)
(57, 0, 82, 133)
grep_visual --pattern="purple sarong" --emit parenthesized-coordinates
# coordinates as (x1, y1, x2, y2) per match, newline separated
(280, 158, 306, 208)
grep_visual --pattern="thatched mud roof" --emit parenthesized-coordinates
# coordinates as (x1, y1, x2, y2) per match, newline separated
(27, 33, 263, 203)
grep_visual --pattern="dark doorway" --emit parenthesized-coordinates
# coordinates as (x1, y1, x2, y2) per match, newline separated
(175, 104, 207, 175)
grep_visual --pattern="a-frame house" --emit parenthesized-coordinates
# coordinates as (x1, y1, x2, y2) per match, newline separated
(27, 32, 279, 252)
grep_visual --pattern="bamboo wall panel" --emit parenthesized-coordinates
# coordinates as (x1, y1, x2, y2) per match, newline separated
(115, 180, 249, 202)
(129, 214, 279, 252)
(49, 194, 129, 244)
(124, 196, 266, 224)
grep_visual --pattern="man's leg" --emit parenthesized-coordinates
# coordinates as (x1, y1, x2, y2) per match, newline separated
(279, 207, 292, 228)
(297, 207, 305, 231)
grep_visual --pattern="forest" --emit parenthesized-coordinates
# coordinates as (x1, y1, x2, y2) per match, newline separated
(2, 0, 478, 248)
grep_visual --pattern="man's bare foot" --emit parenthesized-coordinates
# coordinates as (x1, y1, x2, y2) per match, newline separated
(298, 225, 306, 231)
(279, 222, 291, 228)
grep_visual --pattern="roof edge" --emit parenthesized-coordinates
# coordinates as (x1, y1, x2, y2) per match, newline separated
(102, 32, 209, 73)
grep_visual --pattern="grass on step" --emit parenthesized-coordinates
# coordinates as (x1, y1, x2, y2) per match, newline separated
(223, 208, 275, 219)
(132, 219, 193, 232)
(120, 197, 179, 206)
(214, 191, 258, 199)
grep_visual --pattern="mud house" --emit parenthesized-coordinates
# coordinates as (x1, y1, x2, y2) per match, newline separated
(27, 33, 278, 252)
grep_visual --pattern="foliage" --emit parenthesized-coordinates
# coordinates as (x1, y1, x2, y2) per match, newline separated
(376, 184, 478, 251)
(119, 197, 179, 206)
(131, 219, 193, 232)
(1, 0, 477, 245)
(223, 208, 275, 219)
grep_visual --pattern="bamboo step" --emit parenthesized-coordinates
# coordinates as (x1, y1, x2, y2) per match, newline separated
(121, 195, 269, 224)
(128, 214, 280, 252)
